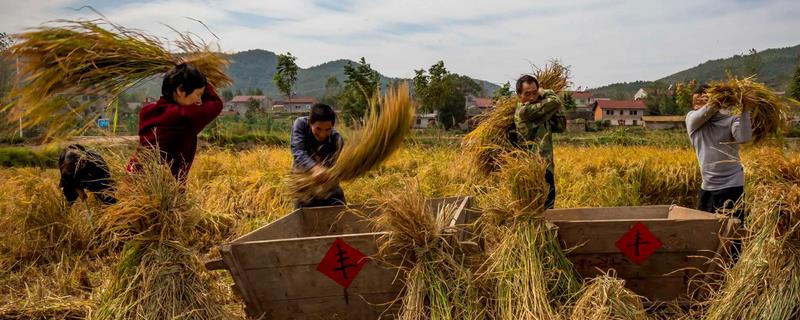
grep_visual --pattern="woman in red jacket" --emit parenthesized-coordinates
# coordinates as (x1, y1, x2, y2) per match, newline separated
(127, 63, 223, 183)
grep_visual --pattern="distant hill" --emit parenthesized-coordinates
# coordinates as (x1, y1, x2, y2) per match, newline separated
(130, 49, 499, 99)
(590, 44, 800, 99)
(225, 49, 499, 98)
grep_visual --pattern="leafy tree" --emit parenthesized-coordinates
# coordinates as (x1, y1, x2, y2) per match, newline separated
(674, 80, 697, 114)
(642, 81, 679, 115)
(221, 89, 234, 102)
(0, 32, 11, 51)
(787, 57, 800, 102)
(273, 52, 298, 99)
(743, 48, 762, 77)
(245, 87, 264, 96)
(561, 91, 577, 112)
(324, 76, 341, 96)
(413, 61, 479, 129)
(492, 82, 512, 101)
(245, 97, 262, 123)
(320, 76, 342, 106)
(0, 33, 14, 98)
(235, 89, 243, 96)
(339, 57, 380, 122)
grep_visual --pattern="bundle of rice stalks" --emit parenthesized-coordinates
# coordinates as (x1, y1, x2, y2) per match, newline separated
(3, 19, 231, 139)
(705, 76, 789, 144)
(462, 97, 520, 176)
(371, 181, 481, 320)
(703, 183, 800, 320)
(97, 149, 200, 244)
(94, 149, 231, 319)
(288, 82, 415, 203)
(462, 60, 570, 176)
(480, 151, 581, 320)
(532, 59, 571, 94)
(568, 272, 647, 320)
(93, 240, 227, 320)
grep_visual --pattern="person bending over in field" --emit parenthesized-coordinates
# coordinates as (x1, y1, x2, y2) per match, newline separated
(686, 83, 752, 260)
(290, 103, 346, 209)
(59, 144, 116, 205)
(127, 63, 223, 183)
(514, 75, 564, 209)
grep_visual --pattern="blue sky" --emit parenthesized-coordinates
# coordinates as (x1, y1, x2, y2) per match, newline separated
(2, 0, 799, 88)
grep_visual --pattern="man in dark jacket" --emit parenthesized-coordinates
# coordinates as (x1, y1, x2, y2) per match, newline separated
(291, 103, 345, 208)
(59, 144, 116, 205)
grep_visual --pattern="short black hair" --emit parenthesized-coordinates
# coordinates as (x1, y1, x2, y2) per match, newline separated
(693, 83, 710, 95)
(516, 75, 540, 94)
(161, 63, 207, 103)
(309, 103, 336, 125)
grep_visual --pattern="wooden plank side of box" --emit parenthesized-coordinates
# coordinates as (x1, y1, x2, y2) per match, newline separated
(228, 233, 401, 317)
(625, 276, 694, 303)
(568, 251, 715, 279)
(553, 219, 724, 254)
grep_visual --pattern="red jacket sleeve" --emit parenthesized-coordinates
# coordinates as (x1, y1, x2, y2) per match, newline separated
(181, 84, 223, 135)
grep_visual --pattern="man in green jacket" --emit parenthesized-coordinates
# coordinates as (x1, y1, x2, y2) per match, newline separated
(514, 75, 564, 209)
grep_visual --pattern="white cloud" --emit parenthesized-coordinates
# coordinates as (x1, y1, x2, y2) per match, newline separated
(2, 0, 799, 88)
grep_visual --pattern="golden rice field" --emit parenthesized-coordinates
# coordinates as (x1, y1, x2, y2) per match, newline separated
(0, 140, 795, 319)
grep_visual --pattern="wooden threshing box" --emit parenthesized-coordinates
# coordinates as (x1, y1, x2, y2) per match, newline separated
(544, 205, 739, 303)
(210, 197, 472, 319)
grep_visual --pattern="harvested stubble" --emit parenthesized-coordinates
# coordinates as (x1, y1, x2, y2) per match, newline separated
(568, 272, 647, 320)
(94, 150, 230, 320)
(705, 76, 789, 144)
(0, 255, 106, 320)
(3, 19, 231, 139)
(288, 82, 415, 203)
(0, 298, 92, 320)
(371, 181, 476, 320)
(463, 60, 570, 176)
(480, 151, 581, 320)
(0, 168, 99, 267)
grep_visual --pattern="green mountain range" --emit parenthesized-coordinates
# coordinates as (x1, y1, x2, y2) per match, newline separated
(131, 49, 499, 99)
(225, 49, 499, 98)
(590, 44, 800, 99)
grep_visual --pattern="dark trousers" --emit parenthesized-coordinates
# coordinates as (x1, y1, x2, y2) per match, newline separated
(545, 170, 556, 209)
(294, 185, 346, 209)
(698, 186, 744, 261)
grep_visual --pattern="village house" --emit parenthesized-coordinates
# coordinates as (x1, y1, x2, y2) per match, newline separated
(465, 96, 494, 117)
(642, 115, 686, 130)
(634, 88, 648, 100)
(414, 113, 437, 129)
(570, 91, 595, 112)
(593, 100, 646, 126)
(271, 96, 318, 113)
(227, 95, 270, 116)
